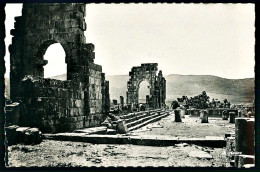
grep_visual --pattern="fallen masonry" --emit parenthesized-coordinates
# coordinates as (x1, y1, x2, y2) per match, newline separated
(5, 125, 43, 145)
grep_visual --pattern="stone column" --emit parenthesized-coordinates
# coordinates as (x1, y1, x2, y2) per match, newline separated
(113, 99, 117, 105)
(180, 109, 185, 118)
(229, 112, 236, 123)
(120, 96, 124, 107)
(174, 110, 182, 122)
(201, 110, 208, 123)
(222, 110, 228, 120)
(235, 118, 254, 156)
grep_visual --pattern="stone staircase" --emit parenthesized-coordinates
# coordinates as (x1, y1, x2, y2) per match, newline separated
(119, 109, 171, 131)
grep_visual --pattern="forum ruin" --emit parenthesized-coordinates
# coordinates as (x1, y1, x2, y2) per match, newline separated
(3, 3, 255, 168)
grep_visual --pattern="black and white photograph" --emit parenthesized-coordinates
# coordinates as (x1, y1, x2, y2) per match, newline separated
(1, 2, 255, 168)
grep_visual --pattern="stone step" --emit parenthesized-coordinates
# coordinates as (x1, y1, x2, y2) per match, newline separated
(43, 133, 226, 147)
(125, 112, 153, 123)
(128, 112, 169, 131)
(126, 112, 164, 128)
(73, 126, 107, 134)
(119, 112, 136, 120)
(120, 109, 158, 120)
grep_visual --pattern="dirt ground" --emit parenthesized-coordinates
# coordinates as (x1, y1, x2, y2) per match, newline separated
(7, 112, 235, 167)
(7, 140, 230, 167)
(130, 113, 235, 138)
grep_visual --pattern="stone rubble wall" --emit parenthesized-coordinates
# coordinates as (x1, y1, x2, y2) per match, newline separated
(18, 76, 85, 133)
(86, 63, 110, 127)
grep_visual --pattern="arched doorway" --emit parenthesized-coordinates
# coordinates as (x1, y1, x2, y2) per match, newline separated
(138, 80, 150, 104)
(43, 43, 67, 80)
(126, 63, 166, 109)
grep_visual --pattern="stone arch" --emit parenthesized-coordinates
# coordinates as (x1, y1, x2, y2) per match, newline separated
(9, 3, 110, 132)
(34, 39, 70, 78)
(9, 3, 87, 100)
(127, 63, 167, 109)
(138, 79, 150, 104)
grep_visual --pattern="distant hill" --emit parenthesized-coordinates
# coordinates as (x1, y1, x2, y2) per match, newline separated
(5, 74, 254, 105)
(106, 74, 254, 105)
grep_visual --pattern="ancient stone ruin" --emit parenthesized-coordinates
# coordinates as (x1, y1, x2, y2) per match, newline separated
(126, 63, 166, 109)
(8, 3, 110, 133)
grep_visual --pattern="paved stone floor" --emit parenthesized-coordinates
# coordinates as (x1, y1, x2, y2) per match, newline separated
(130, 113, 235, 138)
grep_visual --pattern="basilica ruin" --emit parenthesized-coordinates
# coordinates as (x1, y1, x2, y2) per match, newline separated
(8, 3, 110, 133)
(7, 3, 167, 134)
(3, 3, 255, 168)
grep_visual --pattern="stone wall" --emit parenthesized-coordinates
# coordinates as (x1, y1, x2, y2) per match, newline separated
(9, 3, 110, 133)
(87, 63, 109, 127)
(18, 76, 84, 133)
(9, 3, 88, 100)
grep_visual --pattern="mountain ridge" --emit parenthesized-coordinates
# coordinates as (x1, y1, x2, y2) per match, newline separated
(5, 74, 254, 105)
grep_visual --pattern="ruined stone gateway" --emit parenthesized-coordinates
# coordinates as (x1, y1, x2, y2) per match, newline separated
(126, 63, 166, 109)
(9, 3, 110, 133)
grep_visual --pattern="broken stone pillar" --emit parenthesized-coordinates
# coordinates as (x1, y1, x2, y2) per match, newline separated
(180, 109, 185, 118)
(235, 118, 254, 156)
(229, 112, 236, 123)
(120, 96, 124, 107)
(226, 136, 235, 159)
(201, 110, 208, 123)
(174, 110, 182, 122)
(146, 95, 149, 105)
(238, 110, 242, 117)
(238, 155, 255, 168)
(222, 110, 228, 120)
(113, 99, 118, 105)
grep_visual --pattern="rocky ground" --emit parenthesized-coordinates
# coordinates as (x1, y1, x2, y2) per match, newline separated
(7, 140, 230, 167)
(7, 113, 234, 167)
(130, 113, 235, 138)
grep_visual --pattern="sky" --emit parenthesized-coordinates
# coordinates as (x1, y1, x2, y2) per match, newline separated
(5, 3, 255, 79)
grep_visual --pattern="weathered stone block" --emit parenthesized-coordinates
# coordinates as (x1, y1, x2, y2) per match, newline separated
(5, 125, 19, 146)
(24, 128, 42, 145)
(16, 127, 30, 143)
(116, 120, 128, 134)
